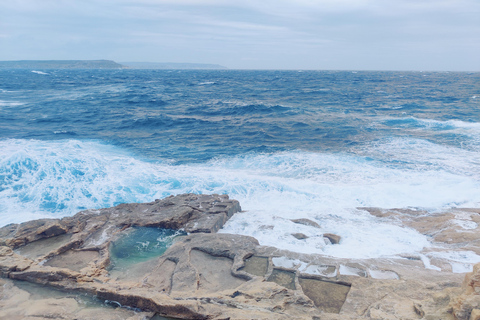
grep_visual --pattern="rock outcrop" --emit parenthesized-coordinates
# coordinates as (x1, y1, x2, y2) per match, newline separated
(0, 195, 479, 319)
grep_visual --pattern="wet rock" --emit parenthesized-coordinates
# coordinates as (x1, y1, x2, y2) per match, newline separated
(0, 278, 154, 320)
(2, 199, 480, 320)
(267, 268, 297, 290)
(14, 234, 72, 260)
(323, 233, 341, 244)
(1, 194, 240, 254)
(292, 232, 309, 240)
(413, 302, 425, 317)
(301, 264, 337, 278)
(242, 256, 269, 277)
(0, 220, 67, 248)
(339, 264, 367, 277)
(298, 276, 351, 313)
(290, 218, 321, 229)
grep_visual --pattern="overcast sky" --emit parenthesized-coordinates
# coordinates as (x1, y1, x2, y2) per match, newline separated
(0, 0, 479, 70)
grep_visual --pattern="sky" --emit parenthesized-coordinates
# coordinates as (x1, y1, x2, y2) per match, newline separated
(0, 0, 479, 70)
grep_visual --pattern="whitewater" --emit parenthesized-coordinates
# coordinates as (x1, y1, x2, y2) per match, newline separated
(1, 69, 479, 264)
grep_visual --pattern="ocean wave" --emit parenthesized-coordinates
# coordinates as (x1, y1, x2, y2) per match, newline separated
(53, 130, 77, 135)
(185, 103, 296, 117)
(31, 70, 49, 75)
(120, 114, 210, 129)
(0, 100, 25, 107)
(378, 117, 480, 151)
(1, 139, 480, 260)
(381, 116, 480, 131)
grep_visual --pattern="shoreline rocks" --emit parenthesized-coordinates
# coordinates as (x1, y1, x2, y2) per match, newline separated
(0, 194, 479, 319)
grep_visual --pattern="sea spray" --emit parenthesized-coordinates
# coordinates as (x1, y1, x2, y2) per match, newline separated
(2, 138, 480, 261)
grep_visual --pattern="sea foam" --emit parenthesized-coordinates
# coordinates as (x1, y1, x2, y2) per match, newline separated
(1, 138, 480, 262)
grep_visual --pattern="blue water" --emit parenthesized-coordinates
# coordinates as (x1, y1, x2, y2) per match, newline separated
(1, 69, 480, 260)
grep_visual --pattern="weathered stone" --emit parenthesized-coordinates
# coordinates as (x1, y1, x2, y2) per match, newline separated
(0, 194, 241, 252)
(290, 218, 321, 228)
(0, 278, 155, 320)
(368, 268, 400, 280)
(267, 268, 296, 290)
(242, 256, 269, 277)
(140, 259, 177, 293)
(44, 249, 100, 272)
(292, 232, 309, 240)
(301, 264, 337, 278)
(0, 246, 32, 275)
(298, 276, 351, 313)
(190, 249, 245, 293)
(14, 233, 72, 260)
(324, 233, 341, 244)
(450, 263, 480, 320)
(184, 212, 227, 233)
(339, 264, 367, 277)
(3, 199, 480, 320)
(413, 302, 425, 317)
(470, 309, 480, 320)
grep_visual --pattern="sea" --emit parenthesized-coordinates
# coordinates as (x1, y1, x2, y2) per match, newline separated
(1, 69, 479, 266)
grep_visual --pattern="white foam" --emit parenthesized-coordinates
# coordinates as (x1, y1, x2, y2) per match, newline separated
(378, 117, 480, 152)
(339, 265, 365, 277)
(453, 219, 478, 230)
(426, 251, 480, 273)
(31, 70, 49, 75)
(360, 136, 480, 183)
(2, 138, 480, 263)
(419, 255, 441, 271)
(301, 264, 337, 277)
(450, 262, 474, 273)
(272, 257, 307, 269)
(428, 251, 480, 264)
(0, 100, 24, 107)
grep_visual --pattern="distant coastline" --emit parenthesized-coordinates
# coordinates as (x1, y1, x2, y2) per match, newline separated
(0, 60, 124, 69)
(0, 60, 227, 70)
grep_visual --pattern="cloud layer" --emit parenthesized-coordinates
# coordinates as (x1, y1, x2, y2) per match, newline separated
(0, 0, 479, 70)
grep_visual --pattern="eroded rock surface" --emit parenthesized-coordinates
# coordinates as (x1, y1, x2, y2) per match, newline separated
(0, 196, 479, 319)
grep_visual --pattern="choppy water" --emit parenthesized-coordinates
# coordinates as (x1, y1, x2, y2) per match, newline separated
(1, 69, 479, 263)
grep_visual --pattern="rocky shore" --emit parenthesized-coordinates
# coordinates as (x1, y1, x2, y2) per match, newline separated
(1, 194, 480, 319)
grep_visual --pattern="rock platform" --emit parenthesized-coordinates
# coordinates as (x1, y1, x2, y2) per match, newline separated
(0, 194, 480, 319)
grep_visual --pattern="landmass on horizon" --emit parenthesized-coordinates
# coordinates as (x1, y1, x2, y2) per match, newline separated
(0, 60, 228, 70)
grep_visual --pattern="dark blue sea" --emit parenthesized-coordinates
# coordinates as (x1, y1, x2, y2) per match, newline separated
(1, 69, 480, 261)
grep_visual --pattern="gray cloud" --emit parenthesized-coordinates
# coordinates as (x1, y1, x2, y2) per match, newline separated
(0, 0, 478, 70)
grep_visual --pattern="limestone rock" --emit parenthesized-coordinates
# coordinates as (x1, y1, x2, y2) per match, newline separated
(470, 309, 480, 320)
(290, 218, 321, 228)
(450, 263, 480, 320)
(292, 232, 308, 240)
(324, 233, 341, 244)
(0, 278, 154, 320)
(2, 198, 480, 320)
(0, 246, 32, 276)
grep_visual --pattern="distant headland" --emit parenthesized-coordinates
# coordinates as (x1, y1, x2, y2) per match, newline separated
(0, 60, 124, 69)
(0, 60, 228, 70)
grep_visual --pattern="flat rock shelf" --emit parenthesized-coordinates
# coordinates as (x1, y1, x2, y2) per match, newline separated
(1, 194, 480, 319)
